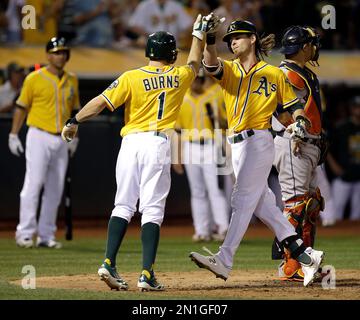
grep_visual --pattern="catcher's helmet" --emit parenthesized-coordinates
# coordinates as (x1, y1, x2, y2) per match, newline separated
(145, 31, 178, 64)
(280, 26, 320, 57)
(222, 20, 257, 52)
(46, 37, 70, 61)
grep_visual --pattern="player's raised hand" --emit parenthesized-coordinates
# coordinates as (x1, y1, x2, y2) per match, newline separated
(204, 12, 226, 35)
(202, 13, 226, 45)
(192, 14, 208, 41)
(62, 121, 78, 143)
(8, 133, 24, 156)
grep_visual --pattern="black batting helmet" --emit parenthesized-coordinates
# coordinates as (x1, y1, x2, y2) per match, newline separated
(145, 31, 178, 64)
(46, 37, 70, 61)
(280, 26, 321, 57)
(222, 20, 257, 53)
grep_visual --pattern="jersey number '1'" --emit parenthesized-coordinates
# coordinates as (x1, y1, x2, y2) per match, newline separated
(157, 92, 166, 120)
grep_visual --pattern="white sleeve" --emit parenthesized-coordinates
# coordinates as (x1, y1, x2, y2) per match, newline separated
(128, 2, 148, 28)
(174, 4, 192, 31)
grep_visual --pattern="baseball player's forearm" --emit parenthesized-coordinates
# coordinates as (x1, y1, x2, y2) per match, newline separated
(10, 106, 27, 134)
(187, 37, 203, 73)
(203, 43, 219, 67)
(74, 95, 107, 123)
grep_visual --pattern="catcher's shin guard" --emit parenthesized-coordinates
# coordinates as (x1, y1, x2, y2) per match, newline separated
(283, 195, 308, 229)
(271, 196, 307, 260)
(303, 187, 324, 247)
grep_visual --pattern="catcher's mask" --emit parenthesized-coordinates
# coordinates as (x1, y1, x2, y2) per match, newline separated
(222, 20, 258, 53)
(46, 37, 70, 61)
(280, 26, 321, 65)
(145, 31, 178, 64)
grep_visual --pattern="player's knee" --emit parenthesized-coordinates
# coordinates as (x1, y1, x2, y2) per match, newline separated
(20, 180, 44, 199)
(111, 207, 134, 223)
(284, 196, 307, 227)
(141, 213, 163, 227)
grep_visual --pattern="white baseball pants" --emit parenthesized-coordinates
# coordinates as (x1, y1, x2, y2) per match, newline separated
(182, 141, 229, 237)
(111, 132, 171, 226)
(315, 165, 336, 222)
(16, 127, 68, 242)
(331, 178, 360, 221)
(216, 130, 297, 269)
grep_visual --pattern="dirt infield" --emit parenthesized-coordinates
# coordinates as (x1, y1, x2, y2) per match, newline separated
(11, 269, 360, 299)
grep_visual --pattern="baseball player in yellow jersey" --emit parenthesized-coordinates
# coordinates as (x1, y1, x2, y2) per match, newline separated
(189, 16, 325, 287)
(8, 37, 80, 249)
(175, 69, 229, 242)
(61, 15, 219, 291)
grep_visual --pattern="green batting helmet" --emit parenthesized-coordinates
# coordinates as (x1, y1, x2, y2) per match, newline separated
(145, 31, 178, 64)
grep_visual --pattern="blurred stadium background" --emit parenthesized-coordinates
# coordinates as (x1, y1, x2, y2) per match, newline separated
(0, 0, 359, 226)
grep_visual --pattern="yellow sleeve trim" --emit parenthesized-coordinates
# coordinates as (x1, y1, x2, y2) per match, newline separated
(282, 97, 299, 109)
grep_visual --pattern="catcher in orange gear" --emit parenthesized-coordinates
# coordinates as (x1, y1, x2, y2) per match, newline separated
(271, 25, 326, 281)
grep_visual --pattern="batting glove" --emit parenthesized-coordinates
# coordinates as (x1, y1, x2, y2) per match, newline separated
(205, 13, 226, 35)
(8, 133, 24, 156)
(67, 137, 79, 157)
(202, 13, 226, 45)
(192, 14, 209, 41)
(286, 116, 311, 140)
(62, 117, 79, 142)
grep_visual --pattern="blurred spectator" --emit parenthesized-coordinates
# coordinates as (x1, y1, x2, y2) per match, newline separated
(327, 96, 360, 222)
(317, 164, 336, 227)
(179, 0, 210, 49)
(127, 0, 193, 47)
(108, 0, 139, 48)
(71, 0, 114, 47)
(5, 0, 24, 44)
(50, 0, 78, 43)
(330, 0, 358, 50)
(0, 62, 25, 113)
(19, 0, 56, 45)
(213, 0, 263, 52)
(0, 2, 8, 43)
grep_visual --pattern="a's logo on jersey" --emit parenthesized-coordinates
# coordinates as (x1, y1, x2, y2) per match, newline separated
(253, 76, 276, 97)
(107, 79, 119, 90)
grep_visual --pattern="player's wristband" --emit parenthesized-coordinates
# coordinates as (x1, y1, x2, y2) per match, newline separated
(66, 117, 79, 126)
(206, 33, 216, 45)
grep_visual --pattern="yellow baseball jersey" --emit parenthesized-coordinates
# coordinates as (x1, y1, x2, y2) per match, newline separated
(218, 59, 298, 133)
(16, 67, 80, 134)
(101, 65, 196, 137)
(176, 83, 226, 141)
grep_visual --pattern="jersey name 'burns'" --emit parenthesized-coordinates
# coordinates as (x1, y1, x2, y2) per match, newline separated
(143, 75, 180, 91)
